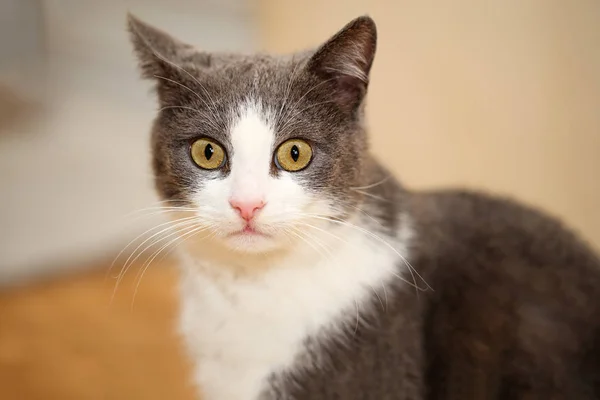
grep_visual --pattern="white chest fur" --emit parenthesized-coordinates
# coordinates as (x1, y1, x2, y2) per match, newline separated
(177, 223, 411, 400)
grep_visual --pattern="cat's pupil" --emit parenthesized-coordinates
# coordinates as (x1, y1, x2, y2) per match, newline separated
(204, 144, 214, 160)
(291, 145, 300, 162)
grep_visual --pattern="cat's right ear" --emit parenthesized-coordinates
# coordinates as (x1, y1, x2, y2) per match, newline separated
(127, 14, 212, 103)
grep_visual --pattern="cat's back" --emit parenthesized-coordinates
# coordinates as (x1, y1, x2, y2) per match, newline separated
(409, 188, 600, 273)
(408, 189, 600, 398)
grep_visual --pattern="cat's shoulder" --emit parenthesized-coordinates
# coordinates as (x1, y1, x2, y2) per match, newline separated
(409, 188, 583, 239)
(406, 187, 599, 268)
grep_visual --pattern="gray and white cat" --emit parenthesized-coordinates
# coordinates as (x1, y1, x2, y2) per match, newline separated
(127, 14, 600, 400)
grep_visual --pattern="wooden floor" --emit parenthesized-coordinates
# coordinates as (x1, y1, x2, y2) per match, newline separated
(0, 258, 196, 400)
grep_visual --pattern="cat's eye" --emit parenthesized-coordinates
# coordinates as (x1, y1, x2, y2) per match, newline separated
(275, 139, 313, 172)
(190, 138, 226, 170)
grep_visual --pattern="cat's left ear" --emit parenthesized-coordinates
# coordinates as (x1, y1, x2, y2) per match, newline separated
(307, 16, 377, 113)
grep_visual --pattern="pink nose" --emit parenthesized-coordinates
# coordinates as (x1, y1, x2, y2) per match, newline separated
(229, 198, 266, 221)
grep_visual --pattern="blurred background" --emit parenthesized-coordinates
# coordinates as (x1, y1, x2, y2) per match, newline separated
(0, 0, 598, 398)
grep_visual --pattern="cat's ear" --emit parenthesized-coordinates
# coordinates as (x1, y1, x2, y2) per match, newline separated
(307, 16, 377, 112)
(127, 14, 212, 103)
(127, 14, 192, 79)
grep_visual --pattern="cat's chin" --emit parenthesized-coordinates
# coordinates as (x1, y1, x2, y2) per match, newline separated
(222, 230, 282, 254)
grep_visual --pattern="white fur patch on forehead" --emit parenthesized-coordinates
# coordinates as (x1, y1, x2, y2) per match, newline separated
(229, 99, 276, 194)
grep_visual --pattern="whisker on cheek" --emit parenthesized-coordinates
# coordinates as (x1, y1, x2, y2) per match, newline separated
(107, 214, 200, 281)
(295, 212, 431, 293)
(111, 219, 204, 300)
(131, 223, 213, 310)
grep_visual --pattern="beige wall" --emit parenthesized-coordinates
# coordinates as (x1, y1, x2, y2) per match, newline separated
(259, 0, 600, 248)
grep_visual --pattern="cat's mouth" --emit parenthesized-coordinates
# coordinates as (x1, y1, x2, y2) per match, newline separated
(228, 225, 270, 238)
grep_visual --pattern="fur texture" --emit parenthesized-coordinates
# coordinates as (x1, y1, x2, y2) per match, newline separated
(128, 14, 600, 400)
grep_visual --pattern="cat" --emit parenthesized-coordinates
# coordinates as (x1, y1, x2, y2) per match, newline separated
(127, 14, 600, 400)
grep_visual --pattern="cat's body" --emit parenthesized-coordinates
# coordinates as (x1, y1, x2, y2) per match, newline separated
(179, 177, 600, 400)
(128, 15, 600, 400)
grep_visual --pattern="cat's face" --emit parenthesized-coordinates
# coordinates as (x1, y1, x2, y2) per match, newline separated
(129, 15, 377, 254)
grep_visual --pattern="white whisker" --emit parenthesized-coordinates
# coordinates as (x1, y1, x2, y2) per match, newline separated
(145, 45, 220, 116)
(381, 281, 389, 312)
(298, 213, 431, 292)
(107, 214, 199, 282)
(295, 221, 348, 244)
(277, 77, 337, 134)
(153, 75, 222, 131)
(158, 105, 203, 114)
(366, 282, 385, 312)
(350, 175, 391, 191)
(332, 200, 384, 228)
(278, 100, 336, 136)
(131, 223, 212, 310)
(351, 189, 391, 203)
(275, 57, 302, 127)
(353, 298, 360, 336)
(286, 227, 328, 259)
(297, 220, 389, 312)
(111, 217, 202, 303)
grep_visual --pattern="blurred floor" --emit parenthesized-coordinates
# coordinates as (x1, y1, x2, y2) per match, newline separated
(0, 258, 196, 400)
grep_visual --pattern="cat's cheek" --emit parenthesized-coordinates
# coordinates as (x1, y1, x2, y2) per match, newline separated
(191, 177, 240, 225)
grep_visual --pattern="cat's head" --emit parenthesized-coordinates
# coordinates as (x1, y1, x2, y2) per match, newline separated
(128, 15, 377, 255)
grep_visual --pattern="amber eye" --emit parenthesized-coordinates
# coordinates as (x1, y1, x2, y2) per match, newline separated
(190, 138, 226, 170)
(275, 139, 313, 172)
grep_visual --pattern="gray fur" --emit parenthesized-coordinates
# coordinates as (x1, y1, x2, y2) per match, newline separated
(128, 14, 600, 399)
